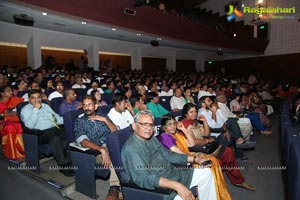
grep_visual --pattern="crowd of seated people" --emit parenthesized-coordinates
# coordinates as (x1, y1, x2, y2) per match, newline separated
(0, 59, 299, 199)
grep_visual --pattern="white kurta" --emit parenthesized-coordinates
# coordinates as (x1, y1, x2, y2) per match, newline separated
(107, 107, 134, 130)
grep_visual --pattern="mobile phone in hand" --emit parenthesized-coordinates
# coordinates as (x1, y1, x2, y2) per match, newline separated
(201, 160, 212, 166)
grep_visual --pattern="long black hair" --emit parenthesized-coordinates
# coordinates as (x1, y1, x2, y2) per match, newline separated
(180, 103, 198, 120)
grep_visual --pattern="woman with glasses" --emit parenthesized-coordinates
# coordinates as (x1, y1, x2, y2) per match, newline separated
(176, 103, 256, 191)
(157, 116, 231, 199)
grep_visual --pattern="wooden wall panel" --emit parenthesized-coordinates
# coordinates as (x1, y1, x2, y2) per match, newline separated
(99, 54, 131, 70)
(41, 49, 85, 67)
(142, 57, 166, 72)
(176, 59, 195, 72)
(0, 45, 27, 68)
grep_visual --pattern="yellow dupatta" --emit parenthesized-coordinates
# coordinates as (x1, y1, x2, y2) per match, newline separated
(174, 132, 231, 200)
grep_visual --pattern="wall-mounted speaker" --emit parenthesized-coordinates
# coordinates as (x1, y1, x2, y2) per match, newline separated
(150, 40, 159, 47)
(13, 14, 34, 26)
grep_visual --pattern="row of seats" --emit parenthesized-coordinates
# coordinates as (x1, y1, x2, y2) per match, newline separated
(280, 100, 300, 200)
(16, 100, 187, 199)
(47, 91, 115, 115)
(159, 92, 199, 112)
(16, 87, 116, 104)
(16, 102, 109, 198)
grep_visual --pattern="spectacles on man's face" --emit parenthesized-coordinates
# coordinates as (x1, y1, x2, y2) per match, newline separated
(136, 122, 155, 129)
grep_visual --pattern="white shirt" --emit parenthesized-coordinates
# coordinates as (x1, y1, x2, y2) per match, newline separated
(48, 91, 63, 101)
(217, 102, 236, 119)
(198, 108, 226, 129)
(159, 89, 173, 96)
(218, 103, 252, 137)
(229, 99, 241, 111)
(258, 91, 272, 100)
(197, 90, 210, 100)
(87, 88, 104, 95)
(82, 78, 91, 84)
(22, 93, 29, 102)
(170, 96, 186, 110)
(72, 84, 87, 89)
(107, 108, 134, 130)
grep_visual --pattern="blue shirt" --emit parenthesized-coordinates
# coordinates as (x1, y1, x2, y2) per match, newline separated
(59, 100, 80, 116)
(74, 114, 111, 146)
(20, 103, 63, 130)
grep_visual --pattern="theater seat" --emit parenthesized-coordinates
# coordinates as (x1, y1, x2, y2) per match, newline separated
(107, 126, 172, 199)
(17, 101, 63, 174)
(50, 97, 64, 115)
(63, 110, 110, 199)
(97, 104, 113, 115)
(107, 126, 198, 199)
(102, 93, 115, 105)
(159, 96, 172, 111)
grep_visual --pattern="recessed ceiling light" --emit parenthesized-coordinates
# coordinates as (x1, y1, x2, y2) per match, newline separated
(157, 37, 162, 41)
(136, 33, 141, 36)
(112, 28, 117, 31)
(233, 33, 237, 37)
(81, 21, 87, 25)
(42, 12, 47, 16)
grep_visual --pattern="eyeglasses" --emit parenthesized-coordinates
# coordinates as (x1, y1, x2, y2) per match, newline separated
(136, 122, 155, 129)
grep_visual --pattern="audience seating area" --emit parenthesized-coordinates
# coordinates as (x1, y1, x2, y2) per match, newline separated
(1, 62, 298, 200)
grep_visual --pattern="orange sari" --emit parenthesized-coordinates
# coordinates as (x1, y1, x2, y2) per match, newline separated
(0, 97, 25, 159)
(174, 132, 232, 200)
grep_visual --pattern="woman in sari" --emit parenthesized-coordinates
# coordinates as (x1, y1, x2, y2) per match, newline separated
(158, 116, 232, 200)
(161, 103, 255, 191)
(0, 85, 25, 160)
(180, 103, 255, 190)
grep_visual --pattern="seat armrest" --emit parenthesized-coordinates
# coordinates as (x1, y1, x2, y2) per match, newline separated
(70, 142, 90, 151)
(209, 127, 225, 133)
(232, 111, 244, 115)
(69, 143, 100, 156)
(121, 182, 172, 195)
(23, 128, 43, 135)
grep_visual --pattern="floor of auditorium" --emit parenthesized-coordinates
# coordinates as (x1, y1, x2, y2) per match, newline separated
(0, 112, 285, 200)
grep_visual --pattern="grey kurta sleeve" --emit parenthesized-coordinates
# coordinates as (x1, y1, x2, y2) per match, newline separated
(122, 142, 160, 189)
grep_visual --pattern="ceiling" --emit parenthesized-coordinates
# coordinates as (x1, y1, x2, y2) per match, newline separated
(0, 0, 260, 60)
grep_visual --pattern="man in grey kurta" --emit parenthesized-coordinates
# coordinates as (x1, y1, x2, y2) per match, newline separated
(121, 110, 217, 200)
